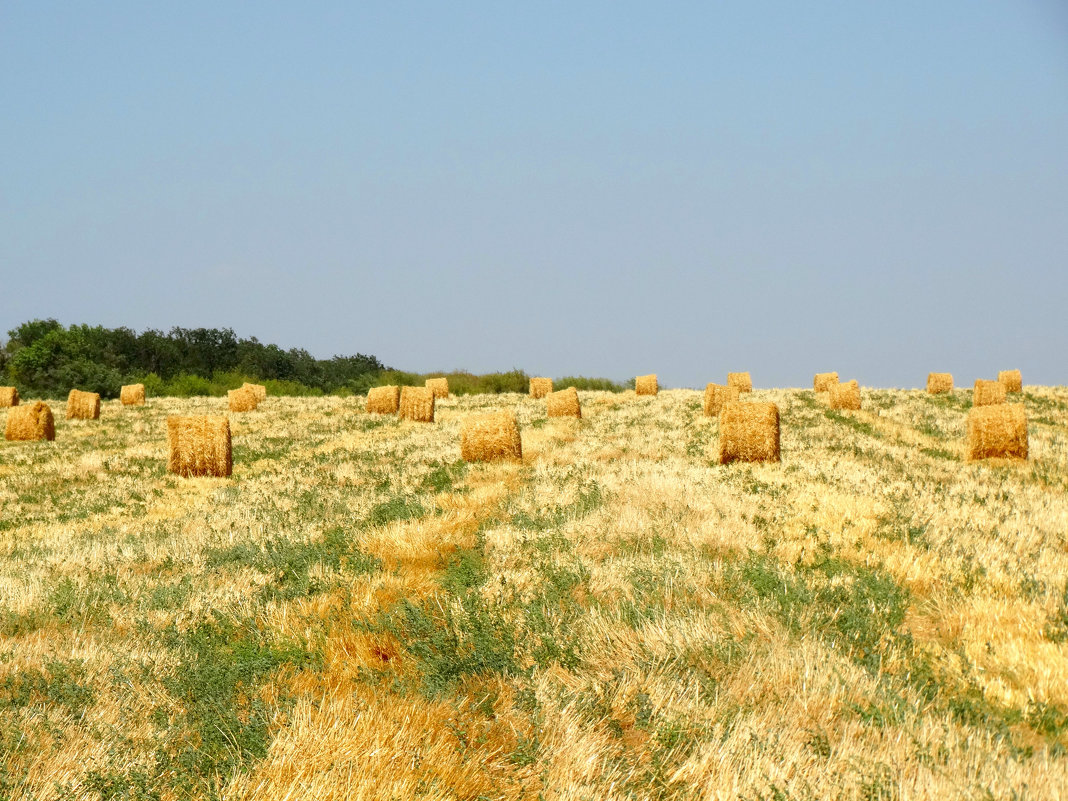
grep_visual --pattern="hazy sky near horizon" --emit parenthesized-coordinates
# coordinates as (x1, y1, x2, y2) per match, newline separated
(2, 2, 1067, 388)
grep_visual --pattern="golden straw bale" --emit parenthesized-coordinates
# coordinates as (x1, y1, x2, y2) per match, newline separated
(400, 386, 435, 423)
(66, 389, 101, 420)
(998, 369, 1022, 393)
(546, 386, 581, 418)
(529, 377, 553, 399)
(228, 387, 258, 412)
(635, 374, 658, 396)
(727, 372, 753, 393)
(703, 383, 740, 417)
(830, 379, 861, 411)
(813, 372, 838, 392)
(927, 373, 953, 394)
(366, 385, 401, 414)
(966, 405, 1027, 461)
(243, 382, 268, 402)
(0, 387, 18, 407)
(460, 411, 522, 463)
(426, 377, 450, 399)
(167, 416, 232, 477)
(973, 379, 1006, 407)
(719, 402, 780, 464)
(120, 384, 145, 406)
(5, 401, 55, 442)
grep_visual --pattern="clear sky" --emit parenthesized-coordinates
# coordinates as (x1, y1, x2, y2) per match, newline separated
(2, 2, 1066, 388)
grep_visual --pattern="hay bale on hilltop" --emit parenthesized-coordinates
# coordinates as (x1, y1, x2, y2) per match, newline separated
(529, 377, 553, 399)
(927, 373, 953, 394)
(814, 372, 838, 393)
(998, 370, 1022, 394)
(426, 377, 450, 399)
(460, 411, 522, 463)
(120, 384, 145, 406)
(66, 389, 100, 420)
(966, 405, 1027, 461)
(228, 387, 258, 412)
(0, 387, 19, 407)
(366, 385, 401, 414)
(400, 386, 435, 422)
(830, 379, 861, 411)
(728, 372, 753, 393)
(703, 383, 740, 417)
(973, 379, 1006, 407)
(5, 401, 55, 442)
(635, 374, 658, 396)
(243, 382, 267, 402)
(167, 415, 232, 477)
(719, 402, 780, 464)
(547, 386, 581, 418)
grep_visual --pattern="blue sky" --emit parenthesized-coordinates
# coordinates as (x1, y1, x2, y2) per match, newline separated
(2, 2, 1066, 388)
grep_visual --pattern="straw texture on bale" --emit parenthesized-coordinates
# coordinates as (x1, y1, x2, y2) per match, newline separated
(830, 379, 861, 411)
(243, 382, 268, 402)
(426, 377, 450, 399)
(546, 386, 581, 418)
(366, 385, 401, 414)
(5, 401, 55, 442)
(927, 373, 953, 394)
(400, 386, 435, 423)
(703, 383, 740, 417)
(813, 372, 839, 392)
(167, 416, 232, 477)
(120, 383, 145, 406)
(973, 379, 1006, 407)
(66, 389, 101, 420)
(529, 377, 553, 399)
(460, 411, 522, 463)
(228, 387, 259, 412)
(0, 387, 18, 407)
(998, 369, 1022, 393)
(635, 374, 658, 396)
(719, 402, 780, 464)
(727, 372, 753, 393)
(966, 405, 1027, 462)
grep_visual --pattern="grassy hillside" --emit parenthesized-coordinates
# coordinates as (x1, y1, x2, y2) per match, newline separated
(1, 387, 1067, 799)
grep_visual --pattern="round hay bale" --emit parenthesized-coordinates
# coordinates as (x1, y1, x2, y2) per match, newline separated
(366, 385, 401, 414)
(426, 377, 450, 400)
(973, 379, 1006, 407)
(5, 401, 55, 442)
(228, 387, 259, 412)
(966, 405, 1027, 461)
(727, 372, 753, 393)
(400, 386, 435, 422)
(167, 415, 232, 477)
(120, 384, 146, 406)
(546, 386, 581, 418)
(719, 402, 780, 464)
(529, 377, 553, 399)
(635, 374, 658, 396)
(460, 411, 522, 463)
(997, 370, 1022, 394)
(66, 389, 101, 420)
(830, 379, 861, 411)
(242, 382, 268, 402)
(813, 372, 838, 392)
(703, 383, 740, 417)
(0, 387, 19, 408)
(927, 373, 953, 394)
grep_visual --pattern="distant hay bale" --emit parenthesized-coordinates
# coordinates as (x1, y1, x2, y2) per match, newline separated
(243, 382, 268, 402)
(66, 389, 101, 420)
(460, 411, 523, 462)
(546, 386, 581, 418)
(719, 402, 780, 464)
(727, 372, 753, 393)
(120, 384, 145, 406)
(228, 387, 258, 412)
(167, 415, 232, 477)
(0, 387, 18, 407)
(973, 379, 1006, 407)
(813, 372, 838, 392)
(400, 386, 435, 422)
(998, 370, 1022, 393)
(703, 383, 740, 417)
(529, 377, 553, 399)
(5, 401, 55, 442)
(426, 377, 450, 399)
(966, 405, 1027, 461)
(830, 379, 861, 411)
(927, 373, 953, 394)
(635, 374, 658, 396)
(366, 385, 401, 414)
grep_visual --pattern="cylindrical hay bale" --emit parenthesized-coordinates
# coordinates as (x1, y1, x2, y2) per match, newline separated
(998, 370, 1022, 394)
(228, 387, 258, 412)
(400, 386, 435, 422)
(5, 401, 55, 442)
(167, 415, 232, 477)
(703, 383, 740, 417)
(120, 384, 146, 406)
(727, 372, 753, 393)
(830, 380, 861, 411)
(529, 377, 553, 399)
(973, 379, 1006, 407)
(966, 405, 1027, 461)
(813, 372, 839, 392)
(546, 386, 581, 418)
(242, 382, 268, 402)
(66, 389, 101, 420)
(719, 402, 780, 464)
(366, 385, 401, 414)
(635, 374, 658, 396)
(426, 377, 450, 399)
(927, 373, 953, 394)
(460, 411, 522, 463)
(0, 387, 19, 407)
